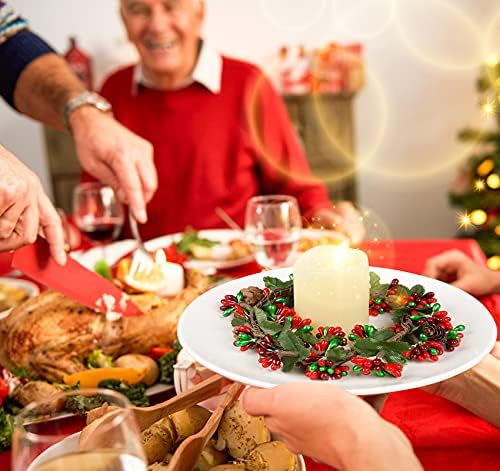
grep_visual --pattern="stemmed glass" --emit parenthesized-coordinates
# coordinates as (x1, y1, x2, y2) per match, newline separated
(245, 195, 302, 270)
(12, 389, 147, 471)
(73, 183, 124, 261)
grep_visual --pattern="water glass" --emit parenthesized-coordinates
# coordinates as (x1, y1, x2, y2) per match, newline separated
(245, 195, 302, 269)
(12, 389, 146, 471)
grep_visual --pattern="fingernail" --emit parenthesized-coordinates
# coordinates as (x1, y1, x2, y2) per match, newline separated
(57, 250, 67, 266)
(137, 209, 147, 224)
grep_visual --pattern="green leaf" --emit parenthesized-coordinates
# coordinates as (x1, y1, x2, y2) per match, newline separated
(369, 272, 381, 290)
(409, 285, 425, 297)
(282, 316, 292, 332)
(175, 229, 219, 255)
(326, 347, 350, 362)
(98, 380, 149, 407)
(0, 408, 13, 451)
(231, 318, 247, 327)
(380, 341, 410, 354)
(259, 320, 283, 335)
(253, 306, 282, 334)
(383, 351, 407, 365)
(263, 276, 293, 291)
(391, 308, 410, 322)
(254, 307, 268, 324)
(278, 330, 297, 352)
(94, 260, 112, 280)
(281, 356, 296, 372)
(289, 332, 311, 361)
(372, 330, 395, 342)
(277, 330, 309, 360)
(353, 338, 379, 356)
(10, 367, 31, 380)
(296, 331, 318, 345)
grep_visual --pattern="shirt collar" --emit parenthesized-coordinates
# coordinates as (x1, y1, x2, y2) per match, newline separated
(132, 40, 222, 95)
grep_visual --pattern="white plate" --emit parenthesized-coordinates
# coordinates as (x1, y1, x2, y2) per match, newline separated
(74, 229, 254, 271)
(178, 267, 497, 396)
(0, 277, 39, 319)
(74, 228, 347, 272)
(29, 431, 307, 471)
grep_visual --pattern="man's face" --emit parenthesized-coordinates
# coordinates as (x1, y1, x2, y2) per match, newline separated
(121, 0, 204, 81)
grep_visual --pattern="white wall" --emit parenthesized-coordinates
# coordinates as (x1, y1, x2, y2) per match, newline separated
(1, 0, 499, 239)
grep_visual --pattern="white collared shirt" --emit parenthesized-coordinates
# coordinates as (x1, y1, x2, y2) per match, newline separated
(132, 40, 222, 95)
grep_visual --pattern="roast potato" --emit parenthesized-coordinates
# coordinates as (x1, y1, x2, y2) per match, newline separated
(13, 381, 62, 407)
(194, 440, 229, 470)
(218, 400, 270, 459)
(245, 441, 298, 471)
(114, 353, 159, 386)
(141, 416, 177, 464)
(170, 405, 211, 443)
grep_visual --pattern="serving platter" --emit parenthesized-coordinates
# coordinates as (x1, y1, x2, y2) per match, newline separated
(178, 267, 497, 395)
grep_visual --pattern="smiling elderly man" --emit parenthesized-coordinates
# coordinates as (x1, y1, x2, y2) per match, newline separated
(83, 0, 364, 243)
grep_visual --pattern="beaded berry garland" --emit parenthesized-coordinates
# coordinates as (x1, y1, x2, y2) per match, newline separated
(219, 273, 465, 381)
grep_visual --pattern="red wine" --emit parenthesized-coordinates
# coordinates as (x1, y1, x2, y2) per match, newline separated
(80, 221, 122, 242)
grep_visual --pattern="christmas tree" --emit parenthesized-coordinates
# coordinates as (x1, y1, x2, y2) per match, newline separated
(450, 56, 500, 270)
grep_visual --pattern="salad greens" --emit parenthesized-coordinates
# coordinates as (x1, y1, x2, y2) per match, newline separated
(175, 229, 219, 255)
(94, 260, 112, 280)
(0, 408, 13, 451)
(86, 350, 114, 369)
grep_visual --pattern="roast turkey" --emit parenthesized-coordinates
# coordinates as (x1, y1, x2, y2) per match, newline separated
(0, 271, 208, 382)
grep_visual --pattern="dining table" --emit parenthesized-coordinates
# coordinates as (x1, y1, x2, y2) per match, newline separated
(0, 238, 499, 471)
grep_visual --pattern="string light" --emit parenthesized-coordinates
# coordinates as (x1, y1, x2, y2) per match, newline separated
(481, 101, 496, 116)
(486, 173, 499, 190)
(469, 209, 487, 226)
(476, 158, 494, 176)
(485, 54, 499, 67)
(495, 225, 500, 237)
(487, 255, 500, 271)
(457, 211, 473, 230)
(474, 179, 486, 191)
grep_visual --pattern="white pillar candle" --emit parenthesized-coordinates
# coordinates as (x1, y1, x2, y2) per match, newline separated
(293, 245, 369, 331)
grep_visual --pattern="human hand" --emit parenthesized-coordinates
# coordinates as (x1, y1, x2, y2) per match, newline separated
(241, 383, 422, 471)
(0, 145, 66, 264)
(423, 249, 499, 296)
(422, 342, 500, 428)
(312, 202, 365, 246)
(70, 107, 157, 223)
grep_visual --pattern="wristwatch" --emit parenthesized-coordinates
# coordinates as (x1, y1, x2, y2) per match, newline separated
(63, 91, 112, 129)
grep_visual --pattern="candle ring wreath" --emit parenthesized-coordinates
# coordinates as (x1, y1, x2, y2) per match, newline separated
(219, 273, 465, 381)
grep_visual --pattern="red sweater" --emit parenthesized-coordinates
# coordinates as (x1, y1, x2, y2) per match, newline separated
(86, 58, 332, 240)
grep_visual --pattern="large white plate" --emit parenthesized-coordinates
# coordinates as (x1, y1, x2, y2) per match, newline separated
(0, 277, 39, 319)
(178, 267, 497, 396)
(29, 431, 307, 471)
(74, 228, 346, 272)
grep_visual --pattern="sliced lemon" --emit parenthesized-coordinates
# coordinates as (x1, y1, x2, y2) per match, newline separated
(123, 262, 167, 293)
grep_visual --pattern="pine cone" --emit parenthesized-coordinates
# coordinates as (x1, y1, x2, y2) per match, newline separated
(240, 286, 265, 305)
(421, 323, 446, 341)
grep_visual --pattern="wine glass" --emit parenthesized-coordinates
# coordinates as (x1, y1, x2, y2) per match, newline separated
(73, 183, 124, 260)
(245, 195, 302, 269)
(12, 389, 147, 471)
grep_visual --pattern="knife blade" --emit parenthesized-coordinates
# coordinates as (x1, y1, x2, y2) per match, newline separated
(11, 238, 143, 317)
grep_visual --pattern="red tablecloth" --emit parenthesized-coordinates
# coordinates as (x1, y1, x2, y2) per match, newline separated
(0, 239, 499, 471)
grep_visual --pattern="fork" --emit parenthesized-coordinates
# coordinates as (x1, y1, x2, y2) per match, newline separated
(128, 211, 156, 277)
(167, 381, 244, 471)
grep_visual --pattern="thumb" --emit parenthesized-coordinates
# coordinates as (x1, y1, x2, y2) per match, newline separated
(240, 387, 274, 417)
